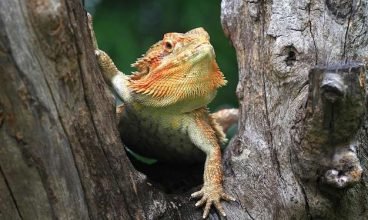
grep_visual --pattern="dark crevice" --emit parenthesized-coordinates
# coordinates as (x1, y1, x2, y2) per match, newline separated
(284, 46, 298, 66)
(235, 193, 256, 220)
(0, 105, 4, 128)
(128, 153, 203, 194)
(286, 50, 297, 66)
(307, 0, 319, 65)
(0, 164, 24, 220)
(349, 27, 367, 46)
(259, 0, 282, 179)
(294, 80, 309, 103)
(341, 1, 355, 62)
(261, 62, 282, 178)
(329, 104, 335, 133)
(289, 149, 312, 220)
(290, 26, 308, 32)
(298, 180, 313, 220)
(245, 210, 256, 220)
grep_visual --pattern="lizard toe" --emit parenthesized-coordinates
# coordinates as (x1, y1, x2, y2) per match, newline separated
(195, 195, 207, 207)
(202, 200, 212, 219)
(191, 189, 204, 198)
(214, 200, 226, 216)
(221, 192, 236, 201)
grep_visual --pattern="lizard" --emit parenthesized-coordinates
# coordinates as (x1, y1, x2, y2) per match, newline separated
(88, 15, 235, 219)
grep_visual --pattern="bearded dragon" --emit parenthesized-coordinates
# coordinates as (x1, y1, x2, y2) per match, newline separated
(89, 16, 235, 218)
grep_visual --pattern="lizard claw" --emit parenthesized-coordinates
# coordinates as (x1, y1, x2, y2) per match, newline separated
(191, 189, 204, 198)
(191, 184, 235, 219)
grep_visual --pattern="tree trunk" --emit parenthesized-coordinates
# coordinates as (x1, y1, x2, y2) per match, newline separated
(221, 0, 368, 219)
(0, 0, 367, 220)
(0, 0, 203, 219)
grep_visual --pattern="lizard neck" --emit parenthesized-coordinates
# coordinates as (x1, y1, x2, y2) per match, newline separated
(130, 90, 217, 114)
(111, 73, 217, 113)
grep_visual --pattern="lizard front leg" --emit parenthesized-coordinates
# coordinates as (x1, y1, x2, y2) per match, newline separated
(88, 13, 129, 101)
(189, 109, 235, 219)
(94, 50, 131, 103)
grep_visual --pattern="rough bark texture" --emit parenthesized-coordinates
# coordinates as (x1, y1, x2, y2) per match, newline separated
(221, 0, 368, 219)
(1, 0, 368, 219)
(0, 0, 198, 219)
(0, 0, 136, 219)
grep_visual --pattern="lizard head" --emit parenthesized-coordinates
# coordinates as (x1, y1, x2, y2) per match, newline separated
(128, 27, 227, 110)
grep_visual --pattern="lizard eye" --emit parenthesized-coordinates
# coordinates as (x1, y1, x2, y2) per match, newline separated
(163, 40, 174, 52)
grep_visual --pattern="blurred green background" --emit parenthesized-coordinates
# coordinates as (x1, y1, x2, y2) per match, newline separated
(85, 0, 238, 110)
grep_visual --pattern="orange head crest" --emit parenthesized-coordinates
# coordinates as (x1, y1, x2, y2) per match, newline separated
(128, 27, 227, 108)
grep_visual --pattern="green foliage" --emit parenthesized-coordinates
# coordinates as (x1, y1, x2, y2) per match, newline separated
(89, 0, 238, 109)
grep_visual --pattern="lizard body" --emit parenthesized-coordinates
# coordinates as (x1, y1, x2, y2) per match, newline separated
(118, 101, 210, 163)
(91, 21, 234, 218)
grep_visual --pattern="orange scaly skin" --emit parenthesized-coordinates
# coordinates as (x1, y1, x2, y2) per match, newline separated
(91, 24, 235, 218)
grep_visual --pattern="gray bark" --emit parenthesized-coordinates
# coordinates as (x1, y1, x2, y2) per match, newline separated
(221, 0, 368, 219)
(0, 0, 202, 219)
(1, 0, 157, 219)
(1, 0, 368, 219)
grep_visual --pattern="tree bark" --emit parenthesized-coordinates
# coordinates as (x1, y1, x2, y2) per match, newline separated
(221, 0, 368, 219)
(0, 0, 367, 220)
(0, 0, 203, 219)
